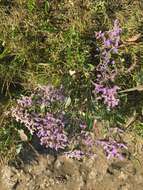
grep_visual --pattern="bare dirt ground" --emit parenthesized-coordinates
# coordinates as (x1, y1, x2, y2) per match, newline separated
(1, 131, 143, 190)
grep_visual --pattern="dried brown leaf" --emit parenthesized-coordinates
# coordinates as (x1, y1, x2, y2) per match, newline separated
(125, 33, 142, 42)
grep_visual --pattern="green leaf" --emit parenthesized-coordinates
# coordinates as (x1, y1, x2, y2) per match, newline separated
(45, 0, 50, 13)
(27, 0, 36, 12)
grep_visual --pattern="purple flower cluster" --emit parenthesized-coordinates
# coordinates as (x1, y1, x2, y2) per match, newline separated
(78, 124, 95, 147)
(33, 85, 65, 106)
(94, 84, 120, 109)
(36, 113, 68, 150)
(65, 126, 127, 160)
(65, 150, 95, 160)
(94, 20, 122, 109)
(11, 85, 68, 150)
(10, 84, 128, 160)
(11, 86, 97, 156)
(17, 96, 33, 107)
(65, 150, 85, 160)
(65, 124, 95, 160)
(96, 140, 127, 160)
(96, 19, 122, 73)
(96, 20, 121, 50)
(80, 130, 94, 147)
(11, 100, 35, 134)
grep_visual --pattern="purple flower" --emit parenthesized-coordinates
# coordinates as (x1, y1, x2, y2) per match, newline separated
(94, 20, 122, 109)
(94, 84, 120, 109)
(80, 124, 87, 129)
(96, 140, 127, 160)
(104, 39, 112, 48)
(35, 113, 68, 150)
(17, 96, 32, 107)
(65, 150, 85, 160)
(11, 85, 68, 151)
(80, 130, 94, 147)
(34, 85, 65, 106)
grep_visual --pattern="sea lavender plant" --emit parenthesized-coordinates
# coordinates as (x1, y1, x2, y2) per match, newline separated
(94, 20, 122, 109)
(32, 85, 65, 107)
(10, 84, 127, 160)
(11, 85, 97, 156)
(78, 123, 95, 147)
(11, 85, 68, 150)
(36, 113, 68, 150)
(96, 19, 122, 70)
(96, 139, 127, 160)
(94, 83, 120, 110)
(80, 130, 94, 147)
(65, 129, 127, 160)
(66, 124, 95, 160)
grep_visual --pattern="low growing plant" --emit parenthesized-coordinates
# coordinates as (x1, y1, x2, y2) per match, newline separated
(9, 85, 127, 160)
